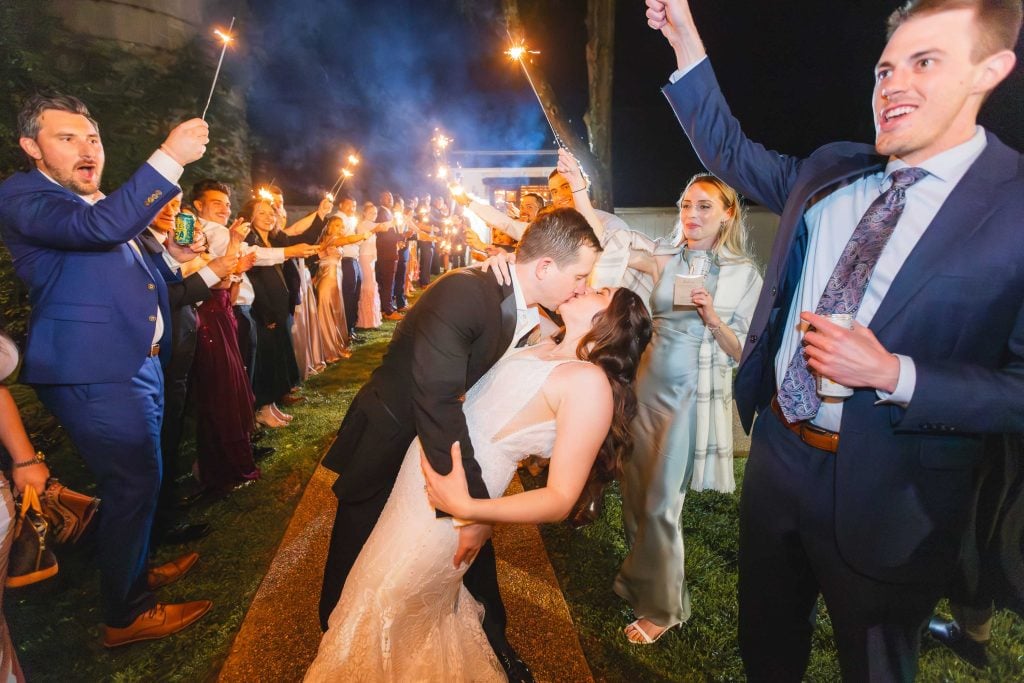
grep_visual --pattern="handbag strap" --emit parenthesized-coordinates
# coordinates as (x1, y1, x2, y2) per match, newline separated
(18, 485, 42, 518)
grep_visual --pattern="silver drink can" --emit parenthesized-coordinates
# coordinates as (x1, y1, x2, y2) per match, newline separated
(816, 313, 855, 398)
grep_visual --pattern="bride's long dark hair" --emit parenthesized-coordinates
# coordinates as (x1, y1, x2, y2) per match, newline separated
(555, 288, 653, 483)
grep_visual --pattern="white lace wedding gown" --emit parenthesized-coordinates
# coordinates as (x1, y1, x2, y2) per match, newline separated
(306, 353, 580, 682)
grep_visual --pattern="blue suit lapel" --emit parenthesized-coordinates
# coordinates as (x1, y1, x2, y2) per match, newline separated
(870, 133, 1019, 334)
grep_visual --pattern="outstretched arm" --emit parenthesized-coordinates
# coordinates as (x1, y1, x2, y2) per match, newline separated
(422, 363, 612, 524)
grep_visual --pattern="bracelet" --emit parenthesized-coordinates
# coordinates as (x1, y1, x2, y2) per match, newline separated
(706, 323, 721, 335)
(13, 452, 46, 469)
(570, 186, 587, 193)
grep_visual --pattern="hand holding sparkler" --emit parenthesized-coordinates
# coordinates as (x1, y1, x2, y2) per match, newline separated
(556, 147, 589, 193)
(160, 118, 211, 165)
(448, 183, 470, 207)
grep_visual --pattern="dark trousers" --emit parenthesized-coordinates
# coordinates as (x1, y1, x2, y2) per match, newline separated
(393, 247, 410, 310)
(341, 257, 361, 336)
(318, 490, 509, 654)
(417, 241, 434, 287)
(738, 408, 942, 682)
(154, 353, 193, 536)
(35, 357, 164, 627)
(376, 258, 397, 314)
(233, 304, 257, 387)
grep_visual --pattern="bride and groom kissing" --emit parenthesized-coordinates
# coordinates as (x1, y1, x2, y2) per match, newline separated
(306, 207, 653, 681)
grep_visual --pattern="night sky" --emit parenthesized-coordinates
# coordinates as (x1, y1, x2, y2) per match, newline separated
(244, 0, 1024, 207)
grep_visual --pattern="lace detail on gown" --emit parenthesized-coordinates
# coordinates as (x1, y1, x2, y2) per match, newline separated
(305, 353, 580, 682)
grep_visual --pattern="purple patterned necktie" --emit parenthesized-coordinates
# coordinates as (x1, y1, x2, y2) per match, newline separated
(777, 167, 928, 423)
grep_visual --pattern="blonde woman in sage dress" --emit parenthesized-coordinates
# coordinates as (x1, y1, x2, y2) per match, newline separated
(558, 154, 763, 644)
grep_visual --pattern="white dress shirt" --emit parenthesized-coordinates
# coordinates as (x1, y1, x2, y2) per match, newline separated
(501, 265, 541, 359)
(201, 218, 286, 306)
(774, 127, 987, 431)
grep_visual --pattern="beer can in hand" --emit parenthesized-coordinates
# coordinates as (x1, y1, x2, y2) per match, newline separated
(173, 213, 195, 245)
(816, 313, 855, 398)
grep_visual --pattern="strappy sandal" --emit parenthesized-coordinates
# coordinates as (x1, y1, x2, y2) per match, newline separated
(624, 619, 676, 644)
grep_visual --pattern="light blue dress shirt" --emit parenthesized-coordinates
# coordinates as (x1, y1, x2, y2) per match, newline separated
(774, 127, 988, 431)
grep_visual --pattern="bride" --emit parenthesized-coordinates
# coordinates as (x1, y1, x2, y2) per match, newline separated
(306, 286, 652, 681)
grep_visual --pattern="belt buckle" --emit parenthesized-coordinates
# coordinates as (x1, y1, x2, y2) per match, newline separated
(149, 343, 160, 357)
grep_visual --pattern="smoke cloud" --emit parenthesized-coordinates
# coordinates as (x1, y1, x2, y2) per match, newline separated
(245, 0, 550, 203)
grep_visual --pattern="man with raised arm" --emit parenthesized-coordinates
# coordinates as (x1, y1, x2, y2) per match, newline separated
(646, 0, 1023, 678)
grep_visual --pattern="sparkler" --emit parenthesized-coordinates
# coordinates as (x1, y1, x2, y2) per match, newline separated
(504, 40, 563, 148)
(328, 167, 356, 197)
(257, 188, 274, 202)
(201, 17, 236, 121)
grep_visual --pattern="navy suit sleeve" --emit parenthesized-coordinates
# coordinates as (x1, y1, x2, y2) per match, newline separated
(410, 275, 490, 501)
(0, 165, 177, 250)
(663, 59, 801, 215)
(898, 297, 1024, 434)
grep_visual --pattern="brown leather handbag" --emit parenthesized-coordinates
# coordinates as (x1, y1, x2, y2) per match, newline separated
(41, 479, 100, 544)
(6, 486, 58, 588)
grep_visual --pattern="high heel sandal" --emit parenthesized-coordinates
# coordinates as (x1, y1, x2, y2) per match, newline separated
(268, 403, 293, 422)
(255, 406, 287, 428)
(624, 619, 677, 645)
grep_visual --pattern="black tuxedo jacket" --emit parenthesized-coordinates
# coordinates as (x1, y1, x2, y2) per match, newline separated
(136, 230, 211, 378)
(322, 267, 517, 503)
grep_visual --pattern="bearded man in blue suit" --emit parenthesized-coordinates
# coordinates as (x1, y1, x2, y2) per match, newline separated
(0, 94, 217, 647)
(645, 0, 1023, 679)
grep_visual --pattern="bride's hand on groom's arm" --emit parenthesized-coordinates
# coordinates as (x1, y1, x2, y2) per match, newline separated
(420, 442, 473, 518)
(421, 443, 494, 568)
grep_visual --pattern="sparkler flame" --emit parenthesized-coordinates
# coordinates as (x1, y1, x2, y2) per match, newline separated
(342, 169, 354, 178)
(437, 166, 449, 180)
(347, 154, 360, 166)
(504, 44, 539, 61)
(450, 184, 466, 197)
(257, 188, 273, 202)
(325, 192, 335, 202)
(214, 29, 234, 44)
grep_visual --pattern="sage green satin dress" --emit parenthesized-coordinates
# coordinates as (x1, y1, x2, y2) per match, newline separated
(614, 249, 721, 629)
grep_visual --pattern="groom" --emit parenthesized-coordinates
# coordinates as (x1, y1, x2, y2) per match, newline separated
(319, 207, 601, 681)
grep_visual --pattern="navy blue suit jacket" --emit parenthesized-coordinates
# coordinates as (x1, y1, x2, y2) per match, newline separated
(665, 60, 1024, 584)
(0, 165, 176, 384)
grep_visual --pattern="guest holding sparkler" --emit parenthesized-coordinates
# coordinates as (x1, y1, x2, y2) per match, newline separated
(356, 202, 383, 329)
(558, 152, 762, 644)
(316, 216, 370, 362)
(337, 198, 363, 342)
(240, 195, 328, 427)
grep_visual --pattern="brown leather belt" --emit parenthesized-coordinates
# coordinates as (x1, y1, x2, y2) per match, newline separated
(148, 343, 161, 357)
(770, 395, 840, 454)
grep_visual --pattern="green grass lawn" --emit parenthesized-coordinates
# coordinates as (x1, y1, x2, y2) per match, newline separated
(527, 466, 1024, 682)
(8, 289, 1022, 681)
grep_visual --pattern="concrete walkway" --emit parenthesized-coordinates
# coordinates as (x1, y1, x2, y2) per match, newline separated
(217, 464, 593, 682)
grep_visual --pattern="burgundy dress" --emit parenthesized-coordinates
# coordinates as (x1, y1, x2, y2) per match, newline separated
(193, 289, 260, 491)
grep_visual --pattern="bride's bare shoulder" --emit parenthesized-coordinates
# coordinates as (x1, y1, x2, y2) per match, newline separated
(549, 361, 611, 401)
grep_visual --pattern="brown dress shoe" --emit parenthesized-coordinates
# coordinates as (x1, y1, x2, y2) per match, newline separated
(147, 551, 199, 590)
(280, 393, 305, 407)
(102, 601, 212, 647)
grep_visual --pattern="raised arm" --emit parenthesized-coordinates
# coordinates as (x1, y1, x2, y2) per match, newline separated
(422, 363, 613, 524)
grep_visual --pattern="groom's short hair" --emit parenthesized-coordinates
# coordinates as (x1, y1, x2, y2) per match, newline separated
(516, 208, 602, 267)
